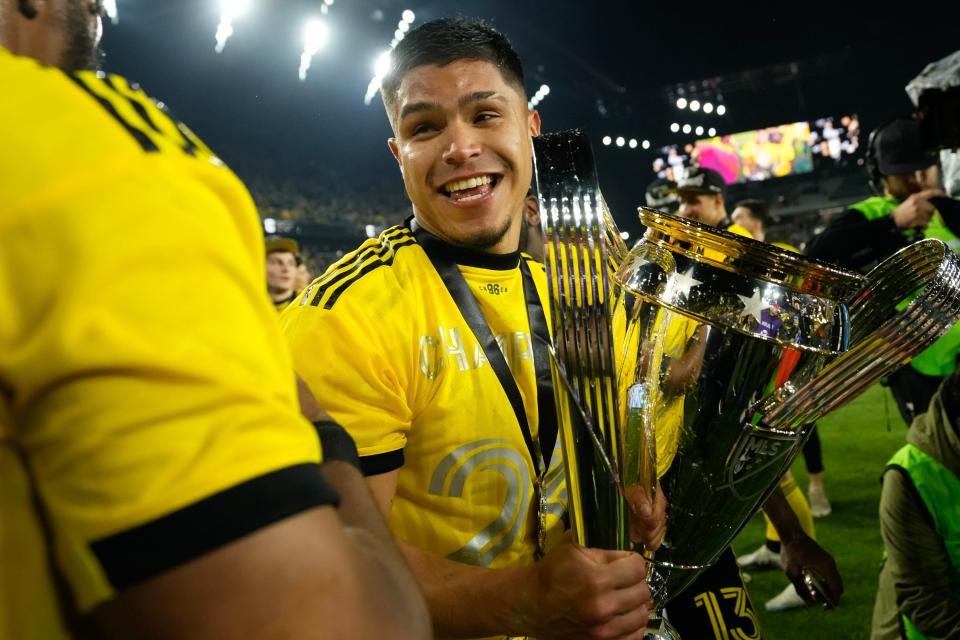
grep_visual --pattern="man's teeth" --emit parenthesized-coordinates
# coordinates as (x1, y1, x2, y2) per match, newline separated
(444, 175, 493, 194)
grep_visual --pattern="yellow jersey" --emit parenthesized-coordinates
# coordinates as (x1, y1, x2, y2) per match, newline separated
(282, 224, 567, 572)
(0, 48, 335, 638)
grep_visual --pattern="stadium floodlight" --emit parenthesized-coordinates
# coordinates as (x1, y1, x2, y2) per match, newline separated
(264, 218, 277, 234)
(103, 0, 118, 23)
(398, 20, 410, 32)
(615, 136, 625, 147)
(373, 50, 392, 78)
(695, 126, 704, 136)
(703, 102, 714, 114)
(402, 9, 415, 23)
(689, 100, 700, 112)
(670, 122, 680, 133)
(629, 138, 638, 149)
(642, 139, 650, 149)
(682, 124, 692, 134)
(298, 19, 328, 81)
(620, 231, 630, 240)
(717, 104, 727, 116)
(676, 97, 687, 109)
(540, 84, 550, 96)
(214, 0, 251, 53)
(365, 10, 416, 104)
(602, 135, 612, 146)
(708, 127, 717, 136)
(324, 0, 334, 4)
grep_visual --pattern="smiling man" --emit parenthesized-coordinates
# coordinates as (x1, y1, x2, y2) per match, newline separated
(282, 17, 661, 640)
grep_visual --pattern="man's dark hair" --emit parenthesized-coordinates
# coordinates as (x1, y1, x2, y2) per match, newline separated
(734, 199, 773, 227)
(380, 17, 525, 115)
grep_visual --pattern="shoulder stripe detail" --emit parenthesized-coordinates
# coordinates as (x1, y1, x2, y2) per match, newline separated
(104, 75, 199, 157)
(68, 74, 158, 152)
(308, 226, 415, 307)
(313, 226, 412, 290)
(313, 234, 418, 309)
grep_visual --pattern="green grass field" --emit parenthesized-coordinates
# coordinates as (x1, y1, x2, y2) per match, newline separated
(731, 382, 910, 638)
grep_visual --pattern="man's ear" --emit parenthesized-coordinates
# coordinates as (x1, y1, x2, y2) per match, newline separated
(529, 109, 542, 137)
(524, 195, 541, 226)
(387, 138, 402, 169)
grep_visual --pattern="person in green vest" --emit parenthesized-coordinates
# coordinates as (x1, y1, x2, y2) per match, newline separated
(806, 116, 960, 425)
(871, 369, 960, 639)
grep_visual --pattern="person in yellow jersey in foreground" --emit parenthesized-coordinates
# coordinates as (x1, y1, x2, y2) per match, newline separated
(283, 17, 666, 640)
(0, 2, 429, 638)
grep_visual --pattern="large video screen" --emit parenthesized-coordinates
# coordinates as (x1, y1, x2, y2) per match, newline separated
(695, 122, 814, 184)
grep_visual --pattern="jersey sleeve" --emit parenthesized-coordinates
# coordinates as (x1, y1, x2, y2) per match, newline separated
(1, 127, 336, 613)
(281, 277, 414, 475)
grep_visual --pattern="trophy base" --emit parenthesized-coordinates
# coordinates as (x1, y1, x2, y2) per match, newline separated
(644, 615, 681, 640)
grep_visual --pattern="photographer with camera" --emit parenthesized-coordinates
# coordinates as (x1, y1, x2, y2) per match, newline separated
(806, 116, 960, 424)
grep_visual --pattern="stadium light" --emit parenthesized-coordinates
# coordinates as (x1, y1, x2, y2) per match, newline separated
(703, 102, 714, 114)
(689, 100, 700, 112)
(628, 138, 638, 149)
(682, 124, 691, 134)
(373, 50, 392, 78)
(615, 136, 625, 147)
(642, 139, 650, 149)
(602, 135, 612, 146)
(676, 97, 687, 109)
(695, 126, 704, 136)
(620, 231, 630, 240)
(717, 104, 727, 116)
(365, 11, 417, 104)
(708, 127, 717, 136)
(402, 9, 415, 23)
(214, 0, 251, 54)
(298, 19, 328, 81)
(540, 84, 550, 96)
(398, 21, 410, 32)
(670, 122, 680, 133)
(103, 0, 118, 23)
(264, 218, 277, 234)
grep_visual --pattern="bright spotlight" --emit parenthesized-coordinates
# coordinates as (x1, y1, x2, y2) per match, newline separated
(264, 218, 277, 234)
(398, 20, 409, 32)
(670, 123, 680, 133)
(615, 136, 625, 147)
(689, 100, 700, 112)
(629, 138, 638, 149)
(540, 84, 550, 95)
(373, 50, 392, 78)
(298, 19, 328, 81)
(402, 9, 415, 23)
(676, 97, 687, 109)
(394, 29, 404, 40)
(602, 135, 612, 146)
(214, 0, 251, 53)
(103, 0, 118, 23)
(620, 231, 630, 240)
(708, 127, 717, 136)
(682, 124, 692, 134)
(695, 126, 704, 136)
(642, 139, 650, 149)
(703, 102, 714, 114)
(717, 104, 727, 116)
(324, 0, 334, 4)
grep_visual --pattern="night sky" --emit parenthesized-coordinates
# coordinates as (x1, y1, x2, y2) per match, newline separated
(99, 1, 959, 231)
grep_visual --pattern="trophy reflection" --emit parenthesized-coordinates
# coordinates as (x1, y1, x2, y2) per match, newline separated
(534, 130, 960, 639)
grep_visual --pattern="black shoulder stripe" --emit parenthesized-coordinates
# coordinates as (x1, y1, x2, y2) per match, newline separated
(320, 236, 417, 309)
(90, 463, 338, 590)
(310, 227, 412, 296)
(68, 74, 158, 153)
(105, 75, 199, 157)
(309, 228, 414, 307)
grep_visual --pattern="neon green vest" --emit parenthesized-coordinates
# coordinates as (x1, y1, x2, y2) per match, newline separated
(850, 197, 960, 376)
(887, 444, 960, 639)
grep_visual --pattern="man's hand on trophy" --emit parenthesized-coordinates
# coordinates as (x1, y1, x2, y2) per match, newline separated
(780, 534, 843, 609)
(525, 536, 651, 640)
(624, 481, 668, 551)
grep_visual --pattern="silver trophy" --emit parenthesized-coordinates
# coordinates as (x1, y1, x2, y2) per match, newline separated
(533, 130, 960, 639)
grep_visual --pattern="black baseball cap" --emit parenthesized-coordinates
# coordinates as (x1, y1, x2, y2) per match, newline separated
(676, 167, 727, 196)
(645, 177, 680, 211)
(873, 117, 939, 176)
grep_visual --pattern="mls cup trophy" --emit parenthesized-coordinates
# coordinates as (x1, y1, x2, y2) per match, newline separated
(533, 130, 960, 639)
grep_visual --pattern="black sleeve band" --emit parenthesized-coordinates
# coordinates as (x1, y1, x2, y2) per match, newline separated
(90, 463, 338, 590)
(313, 420, 360, 469)
(359, 449, 405, 476)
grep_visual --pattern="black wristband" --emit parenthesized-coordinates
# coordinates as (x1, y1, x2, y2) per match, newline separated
(313, 420, 361, 469)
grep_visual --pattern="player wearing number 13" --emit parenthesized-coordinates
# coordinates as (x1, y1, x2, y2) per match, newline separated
(282, 17, 662, 640)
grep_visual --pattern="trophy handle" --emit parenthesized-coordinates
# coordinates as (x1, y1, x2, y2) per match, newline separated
(764, 239, 960, 429)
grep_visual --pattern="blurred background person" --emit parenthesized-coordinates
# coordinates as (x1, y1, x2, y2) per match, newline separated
(265, 235, 300, 310)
